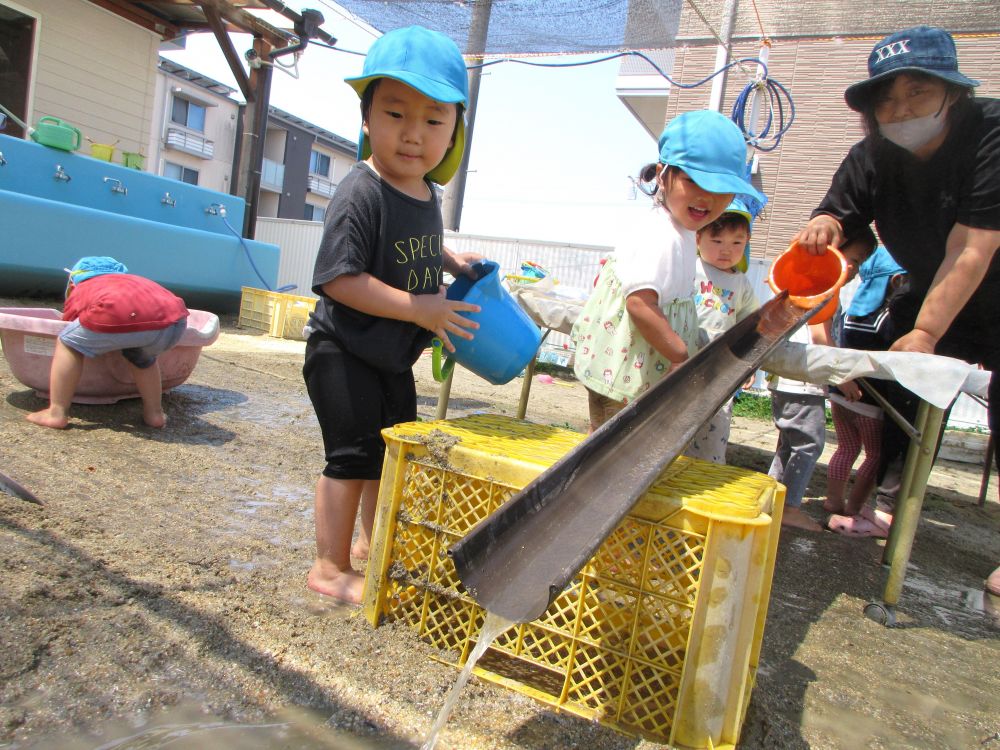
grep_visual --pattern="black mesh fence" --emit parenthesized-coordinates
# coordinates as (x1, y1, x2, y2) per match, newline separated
(332, 0, 1000, 55)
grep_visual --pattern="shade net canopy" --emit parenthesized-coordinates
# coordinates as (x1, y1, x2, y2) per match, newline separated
(330, 0, 1000, 55)
(331, 0, 684, 54)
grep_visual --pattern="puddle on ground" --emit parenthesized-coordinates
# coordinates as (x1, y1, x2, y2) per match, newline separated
(788, 537, 816, 554)
(903, 568, 998, 624)
(234, 499, 280, 515)
(20, 703, 396, 750)
(222, 395, 315, 428)
(212, 482, 314, 541)
(228, 556, 276, 573)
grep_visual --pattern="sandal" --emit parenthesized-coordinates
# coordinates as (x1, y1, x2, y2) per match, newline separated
(826, 513, 888, 538)
(859, 505, 893, 534)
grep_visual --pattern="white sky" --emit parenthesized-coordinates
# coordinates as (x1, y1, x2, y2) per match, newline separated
(161, 1, 668, 247)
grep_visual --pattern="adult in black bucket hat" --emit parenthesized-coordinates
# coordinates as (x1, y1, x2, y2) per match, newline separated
(794, 26, 1000, 595)
(843, 25, 980, 112)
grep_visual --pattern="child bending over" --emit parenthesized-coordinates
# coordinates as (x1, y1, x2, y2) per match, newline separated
(27, 256, 188, 430)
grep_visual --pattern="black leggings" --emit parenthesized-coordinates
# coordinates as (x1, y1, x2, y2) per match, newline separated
(303, 334, 417, 480)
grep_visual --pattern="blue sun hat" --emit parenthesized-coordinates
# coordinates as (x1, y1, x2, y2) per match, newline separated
(67, 256, 128, 284)
(345, 25, 469, 185)
(846, 246, 906, 317)
(658, 110, 765, 203)
(844, 26, 980, 112)
(721, 195, 764, 273)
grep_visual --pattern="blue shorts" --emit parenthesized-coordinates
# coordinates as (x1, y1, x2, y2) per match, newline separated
(59, 318, 187, 369)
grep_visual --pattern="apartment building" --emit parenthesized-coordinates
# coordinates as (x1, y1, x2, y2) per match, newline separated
(153, 58, 356, 224)
(254, 106, 356, 223)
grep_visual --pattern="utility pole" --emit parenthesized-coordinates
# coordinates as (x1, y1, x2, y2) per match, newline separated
(707, 0, 738, 113)
(236, 36, 273, 238)
(435, 0, 493, 420)
(441, 0, 492, 231)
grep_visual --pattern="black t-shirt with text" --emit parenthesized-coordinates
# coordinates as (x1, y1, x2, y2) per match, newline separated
(309, 163, 444, 373)
(813, 97, 1000, 360)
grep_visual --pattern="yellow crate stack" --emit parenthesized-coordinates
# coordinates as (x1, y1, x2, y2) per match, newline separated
(238, 287, 317, 341)
(363, 415, 785, 749)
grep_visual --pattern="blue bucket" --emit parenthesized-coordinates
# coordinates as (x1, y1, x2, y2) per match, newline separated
(433, 260, 541, 385)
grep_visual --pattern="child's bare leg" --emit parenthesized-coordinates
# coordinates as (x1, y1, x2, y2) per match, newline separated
(823, 477, 848, 513)
(308, 475, 366, 603)
(27, 340, 84, 428)
(351, 480, 379, 560)
(844, 476, 876, 516)
(128, 361, 166, 427)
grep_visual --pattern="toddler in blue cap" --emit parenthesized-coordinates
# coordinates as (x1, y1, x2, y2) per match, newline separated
(27, 256, 189, 430)
(303, 26, 484, 604)
(571, 110, 763, 431)
(684, 197, 762, 464)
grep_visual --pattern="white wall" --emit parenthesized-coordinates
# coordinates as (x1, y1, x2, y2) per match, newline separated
(13, 0, 159, 158)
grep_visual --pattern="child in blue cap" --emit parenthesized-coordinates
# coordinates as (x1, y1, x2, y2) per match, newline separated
(26, 256, 189, 430)
(826, 239, 907, 536)
(303, 26, 482, 604)
(684, 197, 761, 464)
(571, 110, 764, 431)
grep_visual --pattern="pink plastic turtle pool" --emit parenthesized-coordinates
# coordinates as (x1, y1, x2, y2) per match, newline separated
(0, 307, 220, 404)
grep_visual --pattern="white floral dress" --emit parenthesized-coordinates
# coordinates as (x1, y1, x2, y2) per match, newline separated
(571, 208, 699, 404)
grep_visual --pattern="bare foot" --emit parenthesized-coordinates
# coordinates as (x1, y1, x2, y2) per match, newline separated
(307, 562, 365, 604)
(143, 409, 167, 428)
(781, 506, 823, 532)
(822, 498, 845, 514)
(26, 408, 69, 429)
(351, 541, 370, 561)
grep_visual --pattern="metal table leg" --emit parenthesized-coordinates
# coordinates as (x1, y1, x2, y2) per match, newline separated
(979, 433, 994, 507)
(864, 400, 946, 626)
(434, 368, 455, 421)
(515, 328, 551, 421)
(516, 355, 538, 420)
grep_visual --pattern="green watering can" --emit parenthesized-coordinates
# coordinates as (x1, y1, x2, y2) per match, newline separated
(31, 117, 82, 151)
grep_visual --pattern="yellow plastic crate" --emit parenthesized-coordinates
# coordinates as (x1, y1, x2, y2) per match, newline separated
(238, 286, 317, 341)
(363, 415, 785, 749)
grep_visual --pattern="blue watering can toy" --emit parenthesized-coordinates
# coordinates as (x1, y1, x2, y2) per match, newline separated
(432, 260, 542, 385)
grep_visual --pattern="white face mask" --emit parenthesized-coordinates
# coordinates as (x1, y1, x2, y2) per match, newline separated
(879, 110, 947, 152)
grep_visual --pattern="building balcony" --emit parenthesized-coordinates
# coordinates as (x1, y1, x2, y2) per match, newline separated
(261, 158, 285, 192)
(615, 49, 674, 139)
(307, 174, 336, 198)
(164, 127, 215, 159)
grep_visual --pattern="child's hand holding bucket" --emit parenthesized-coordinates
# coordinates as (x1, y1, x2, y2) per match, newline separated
(415, 286, 480, 353)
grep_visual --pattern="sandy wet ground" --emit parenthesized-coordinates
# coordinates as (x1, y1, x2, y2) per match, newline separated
(1, 301, 998, 749)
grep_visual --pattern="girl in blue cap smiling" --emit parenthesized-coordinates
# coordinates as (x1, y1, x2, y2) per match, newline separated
(571, 110, 764, 431)
(303, 26, 482, 604)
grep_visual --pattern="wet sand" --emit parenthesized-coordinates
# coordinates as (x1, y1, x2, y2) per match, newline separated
(1, 303, 998, 749)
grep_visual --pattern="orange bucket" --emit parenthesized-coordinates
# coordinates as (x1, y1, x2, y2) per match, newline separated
(768, 241, 848, 324)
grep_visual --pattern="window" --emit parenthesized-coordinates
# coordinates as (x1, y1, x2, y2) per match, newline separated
(171, 96, 206, 132)
(163, 161, 199, 185)
(304, 203, 325, 222)
(309, 150, 330, 177)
